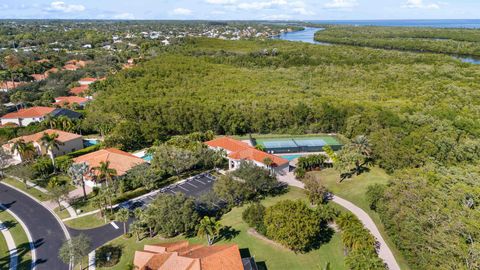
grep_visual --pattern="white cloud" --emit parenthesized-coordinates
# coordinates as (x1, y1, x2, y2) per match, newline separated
(173, 8, 192, 15)
(46, 1, 85, 13)
(324, 0, 358, 9)
(206, 0, 237, 4)
(113, 12, 135, 19)
(262, 13, 292, 20)
(403, 0, 439, 9)
(237, 0, 287, 10)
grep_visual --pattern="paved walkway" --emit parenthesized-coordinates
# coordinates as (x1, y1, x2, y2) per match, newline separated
(278, 172, 401, 270)
(0, 219, 18, 270)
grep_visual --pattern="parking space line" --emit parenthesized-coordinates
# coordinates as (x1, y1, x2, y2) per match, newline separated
(193, 179, 206, 185)
(178, 186, 189, 191)
(186, 182, 197, 188)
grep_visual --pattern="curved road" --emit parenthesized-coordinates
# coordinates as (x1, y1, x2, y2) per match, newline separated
(279, 176, 401, 270)
(0, 183, 69, 270)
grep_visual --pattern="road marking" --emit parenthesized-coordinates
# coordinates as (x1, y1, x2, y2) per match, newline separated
(186, 182, 197, 188)
(178, 185, 189, 191)
(110, 222, 119, 229)
(193, 179, 206, 185)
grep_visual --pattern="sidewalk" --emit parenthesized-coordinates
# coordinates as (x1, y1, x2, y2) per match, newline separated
(0, 219, 18, 270)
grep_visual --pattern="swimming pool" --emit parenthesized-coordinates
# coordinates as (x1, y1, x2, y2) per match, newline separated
(279, 154, 303, 161)
(83, 139, 99, 147)
(142, 154, 153, 162)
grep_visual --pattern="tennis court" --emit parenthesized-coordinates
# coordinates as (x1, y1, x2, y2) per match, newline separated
(256, 136, 342, 154)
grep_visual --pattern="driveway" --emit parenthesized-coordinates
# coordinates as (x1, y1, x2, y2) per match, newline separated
(0, 183, 69, 270)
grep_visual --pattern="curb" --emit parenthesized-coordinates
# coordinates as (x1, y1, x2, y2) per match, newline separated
(0, 182, 72, 270)
(0, 204, 33, 270)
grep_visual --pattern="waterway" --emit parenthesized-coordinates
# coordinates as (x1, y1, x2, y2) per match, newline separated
(274, 26, 480, 64)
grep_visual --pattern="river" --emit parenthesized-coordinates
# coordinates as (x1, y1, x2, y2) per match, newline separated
(274, 27, 480, 65)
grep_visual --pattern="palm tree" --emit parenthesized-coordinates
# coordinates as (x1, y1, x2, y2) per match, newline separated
(41, 114, 57, 129)
(94, 161, 117, 186)
(56, 116, 75, 132)
(40, 132, 64, 171)
(263, 157, 275, 175)
(67, 162, 89, 200)
(92, 191, 109, 224)
(115, 208, 130, 235)
(197, 216, 222, 246)
(11, 139, 36, 162)
(129, 221, 144, 241)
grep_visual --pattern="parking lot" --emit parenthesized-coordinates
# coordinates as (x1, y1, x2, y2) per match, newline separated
(120, 172, 217, 210)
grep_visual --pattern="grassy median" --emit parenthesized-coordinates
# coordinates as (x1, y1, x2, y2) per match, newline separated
(0, 209, 32, 270)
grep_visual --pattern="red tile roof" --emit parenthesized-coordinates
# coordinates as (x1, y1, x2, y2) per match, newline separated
(73, 148, 146, 177)
(54, 96, 89, 106)
(134, 241, 244, 270)
(63, 64, 79, 71)
(69, 85, 89, 96)
(79, 77, 97, 82)
(0, 81, 27, 90)
(8, 129, 82, 144)
(1, 107, 55, 119)
(31, 74, 46, 81)
(205, 137, 289, 167)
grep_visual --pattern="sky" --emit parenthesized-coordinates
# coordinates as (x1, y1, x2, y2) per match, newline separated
(1, 0, 480, 20)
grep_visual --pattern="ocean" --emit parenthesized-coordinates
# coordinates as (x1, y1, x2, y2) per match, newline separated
(306, 19, 480, 29)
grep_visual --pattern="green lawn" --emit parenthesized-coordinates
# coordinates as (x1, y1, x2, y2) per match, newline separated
(0, 228, 8, 269)
(0, 209, 32, 270)
(54, 207, 72, 220)
(1, 178, 50, 201)
(65, 213, 109, 229)
(309, 167, 411, 270)
(96, 187, 346, 270)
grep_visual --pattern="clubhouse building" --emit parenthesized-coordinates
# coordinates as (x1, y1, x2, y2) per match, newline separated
(205, 137, 289, 175)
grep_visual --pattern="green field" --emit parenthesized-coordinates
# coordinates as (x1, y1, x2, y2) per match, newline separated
(0, 209, 32, 270)
(96, 187, 346, 270)
(309, 167, 411, 270)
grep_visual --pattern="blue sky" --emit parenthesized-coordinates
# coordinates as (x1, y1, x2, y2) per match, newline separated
(1, 0, 479, 20)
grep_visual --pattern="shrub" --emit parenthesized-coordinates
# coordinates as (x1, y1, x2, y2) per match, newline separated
(264, 200, 324, 252)
(303, 176, 329, 205)
(66, 144, 102, 158)
(242, 203, 266, 235)
(366, 184, 386, 211)
(55, 156, 73, 172)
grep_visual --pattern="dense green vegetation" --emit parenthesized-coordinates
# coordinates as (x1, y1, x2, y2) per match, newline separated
(376, 165, 480, 270)
(97, 187, 346, 270)
(315, 25, 480, 57)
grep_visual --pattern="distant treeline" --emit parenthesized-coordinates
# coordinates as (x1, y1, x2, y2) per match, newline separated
(314, 25, 480, 57)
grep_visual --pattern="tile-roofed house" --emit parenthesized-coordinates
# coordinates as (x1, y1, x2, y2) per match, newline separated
(53, 96, 90, 108)
(0, 81, 27, 92)
(205, 137, 289, 173)
(73, 148, 146, 186)
(134, 241, 250, 270)
(69, 85, 89, 96)
(78, 77, 97, 85)
(0, 106, 55, 127)
(36, 59, 50, 63)
(63, 64, 79, 71)
(31, 73, 47, 81)
(2, 129, 84, 162)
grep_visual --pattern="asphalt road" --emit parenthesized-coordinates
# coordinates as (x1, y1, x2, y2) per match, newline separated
(0, 182, 69, 270)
